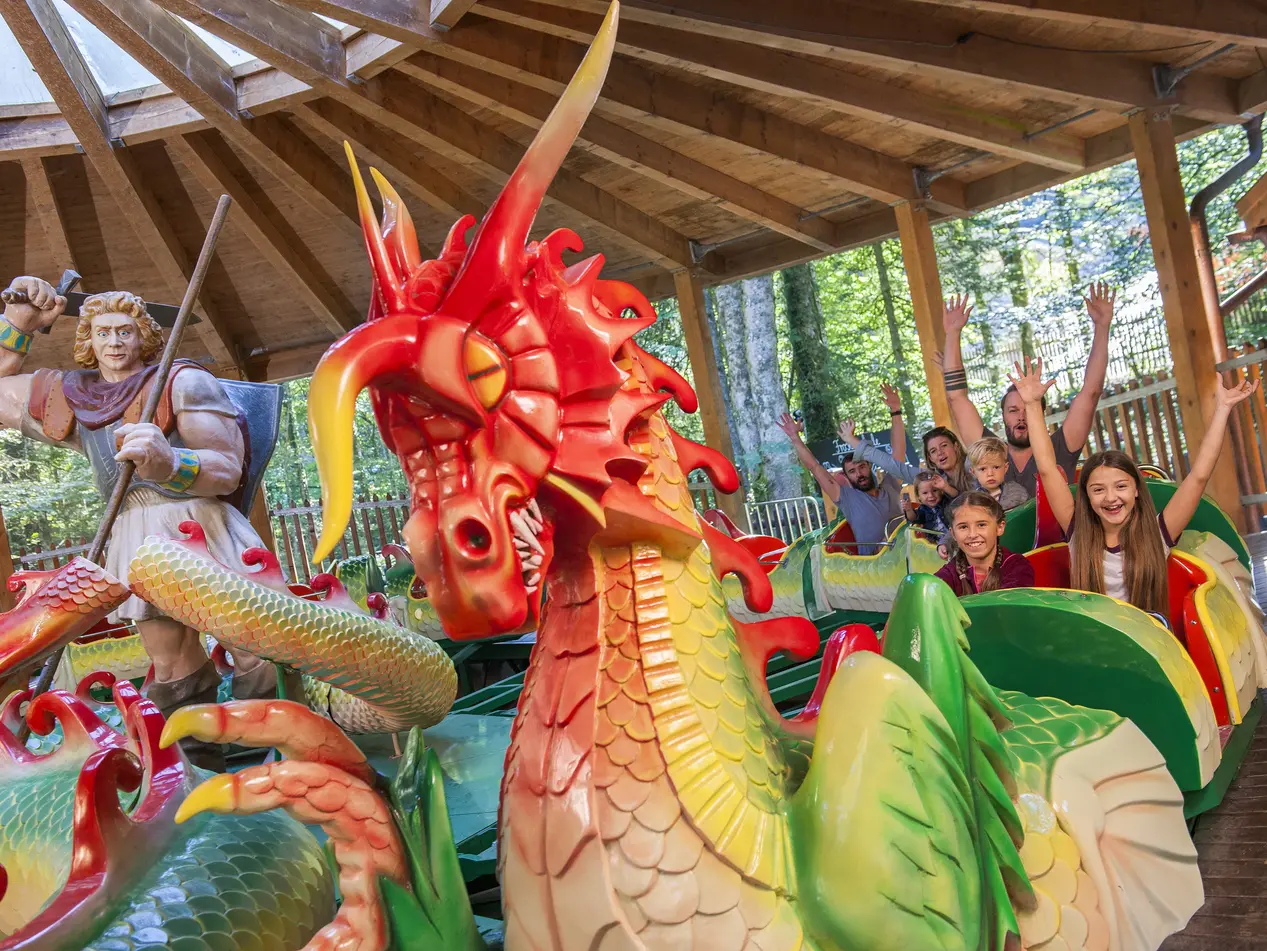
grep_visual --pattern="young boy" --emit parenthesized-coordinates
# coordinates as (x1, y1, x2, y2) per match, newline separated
(903, 471, 952, 538)
(968, 437, 1030, 511)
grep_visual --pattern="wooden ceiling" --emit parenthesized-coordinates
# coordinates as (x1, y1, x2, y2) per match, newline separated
(0, 0, 1263, 381)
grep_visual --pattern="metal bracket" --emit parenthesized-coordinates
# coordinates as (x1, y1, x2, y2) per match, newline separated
(689, 239, 708, 265)
(912, 165, 934, 201)
(1153, 63, 1184, 100)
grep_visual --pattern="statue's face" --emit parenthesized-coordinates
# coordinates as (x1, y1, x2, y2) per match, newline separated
(89, 313, 144, 374)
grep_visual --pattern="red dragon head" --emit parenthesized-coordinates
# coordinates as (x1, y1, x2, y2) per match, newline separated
(308, 2, 741, 639)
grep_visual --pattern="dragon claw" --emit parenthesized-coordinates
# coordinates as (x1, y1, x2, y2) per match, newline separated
(158, 703, 225, 751)
(174, 773, 236, 824)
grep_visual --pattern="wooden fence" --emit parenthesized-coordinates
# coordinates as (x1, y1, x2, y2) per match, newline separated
(1044, 370, 1189, 480)
(267, 493, 411, 583)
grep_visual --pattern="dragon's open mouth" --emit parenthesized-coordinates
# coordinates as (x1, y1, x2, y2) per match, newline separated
(511, 499, 545, 595)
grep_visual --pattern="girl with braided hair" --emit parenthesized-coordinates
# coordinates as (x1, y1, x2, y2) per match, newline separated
(934, 491, 1035, 596)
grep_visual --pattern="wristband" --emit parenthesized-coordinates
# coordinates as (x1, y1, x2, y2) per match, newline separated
(890, 410, 902, 416)
(160, 449, 200, 492)
(0, 318, 33, 355)
(943, 368, 968, 392)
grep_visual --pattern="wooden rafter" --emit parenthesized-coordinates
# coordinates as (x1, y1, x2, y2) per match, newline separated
(0, 163, 25, 280)
(281, 0, 434, 44)
(172, 130, 360, 335)
(452, 13, 1083, 175)
(244, 113, 360, 227)
(485, 0, 1242, 123)
(412, 17, 979, 205)
(300, 98, 483, 220)
(906, 0, 1267, 48)
(148, 0, 348, 86)
(21, 156, 77, 273)
(431, 0, 479, 30)
(0, 0, 240, 368)
(397, 52, 848, 250)
(60, 0, 237, 117)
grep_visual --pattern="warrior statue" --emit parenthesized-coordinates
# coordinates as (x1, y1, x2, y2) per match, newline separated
(0, 275, 279, 769)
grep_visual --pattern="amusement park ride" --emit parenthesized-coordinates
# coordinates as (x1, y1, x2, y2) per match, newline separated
(2, 5, 1267, 951)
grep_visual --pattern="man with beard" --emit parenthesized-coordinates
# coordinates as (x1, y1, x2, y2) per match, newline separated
(941, 283, 1115, 496)
(776, 412, 904, 554)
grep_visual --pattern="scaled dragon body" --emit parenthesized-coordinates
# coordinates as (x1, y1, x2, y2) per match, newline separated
(283, 5, 1206, 948)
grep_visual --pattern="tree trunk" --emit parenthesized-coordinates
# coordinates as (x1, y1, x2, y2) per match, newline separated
(1001, 246, 1029, 308)
(1054, 189, 1081, 288)
(741, 275, 801, 499)
(781, 262, 839, 444)
(873, 242, 918, 423)
(704, 286, 742, 459)
(713, 282, 762, 474)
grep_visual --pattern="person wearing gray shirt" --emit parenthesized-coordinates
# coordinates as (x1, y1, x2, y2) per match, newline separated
(776, 412, 905, 555)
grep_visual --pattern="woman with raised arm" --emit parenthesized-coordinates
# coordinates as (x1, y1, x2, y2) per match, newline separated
(1008, 355, 1257, 616)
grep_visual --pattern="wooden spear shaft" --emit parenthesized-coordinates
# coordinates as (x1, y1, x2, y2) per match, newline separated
(18, 195, 234, 741)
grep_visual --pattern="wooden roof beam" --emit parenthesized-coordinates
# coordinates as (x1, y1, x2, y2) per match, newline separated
(243, 113, 361, 227)
(60, 0, 236, 117)
(396, 52, 847, 251)
(147, 0, 348, 86)
(0, 0, 240, 369)
(485, 0, 1241, 123)
(430, 0, 478, 30)
(21, 156, 78, 274)
(172, 130, 361, 335)
(279, 0, 434, 44)
(300, 97, 484, 221)
(459, 10, 1084, 173)
(402, 18, 981, 207)
(907, 0, 1267, 49)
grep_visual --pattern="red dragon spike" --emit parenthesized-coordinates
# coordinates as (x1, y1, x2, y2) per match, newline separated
(343, 142, 406, 314)
(441, 2, 618, 314)
(370, 167, 422, 276)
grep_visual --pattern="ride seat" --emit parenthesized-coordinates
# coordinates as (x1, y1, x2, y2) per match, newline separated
(1020, 542, 1231, 726)
(824, 521, 857, 554)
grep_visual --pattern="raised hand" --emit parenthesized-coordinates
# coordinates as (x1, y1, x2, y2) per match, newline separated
(1006, 355, 1055, 406)
(1084, 281, 1116, 331)
(930, 473, 948, 493)
(880, 382, 902, 414)
(3, 276, 65, 333)
(776, 412, 804, 440)
(942, 294, 973, 336)
(838, 419, 860, 446)
(931, 350, 944, 372)
(1215, 376, 1259, 412)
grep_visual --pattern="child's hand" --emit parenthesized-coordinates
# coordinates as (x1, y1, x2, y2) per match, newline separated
(880, 382, 902, 414)
(1006, 355, 1055, 406)
(1216, 376, 1259, 412)
(930, 473, 947, 493)
(776, 412, 804, 439)
(937, 544, 949, 559)
(943, 294, 973, 335)
(1084, 281, 1116, 331)
(930, 350, 944, 372)
(838, 419, 861, 447)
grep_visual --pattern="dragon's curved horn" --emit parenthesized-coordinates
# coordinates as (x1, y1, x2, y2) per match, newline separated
(344, 142, 406, 313)
(445, 1, 618, 306)
(370, 167, 422, 277)
(308, 315, 420, 564)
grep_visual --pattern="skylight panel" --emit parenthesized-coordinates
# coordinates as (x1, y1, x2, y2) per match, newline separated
(0, 21, 52, 106)
(53, 0, 158, 96)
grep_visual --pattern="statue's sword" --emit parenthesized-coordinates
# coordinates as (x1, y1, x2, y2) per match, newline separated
(17, 196, 234, 740)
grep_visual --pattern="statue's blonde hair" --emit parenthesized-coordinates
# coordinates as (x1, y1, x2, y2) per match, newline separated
(73, 291, 165, 368)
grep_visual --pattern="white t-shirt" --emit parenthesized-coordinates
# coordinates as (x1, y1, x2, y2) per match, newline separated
(1071, 512, 1174, 602)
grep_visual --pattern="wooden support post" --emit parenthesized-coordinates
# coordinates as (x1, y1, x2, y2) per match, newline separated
(894, 203, 952, 428)
(0, 505, 14, 613)
(1129, 108, 1244, 527)
(249, 485, 278, 553)
(673, 270, 749, 530)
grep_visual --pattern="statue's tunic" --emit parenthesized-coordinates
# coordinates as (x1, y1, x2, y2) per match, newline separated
(22, 362, 263, 622)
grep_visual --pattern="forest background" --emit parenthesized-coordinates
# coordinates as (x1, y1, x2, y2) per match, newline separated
(3, 125, 1266, 556)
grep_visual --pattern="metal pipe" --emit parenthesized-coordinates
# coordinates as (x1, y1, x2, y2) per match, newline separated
(1190, 115, 1263, 362)
(1221, 264, 1267, 319)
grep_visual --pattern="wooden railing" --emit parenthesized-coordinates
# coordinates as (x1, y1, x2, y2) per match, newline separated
(1044, 371, 1189, 479)
(267, 493, 411, 583)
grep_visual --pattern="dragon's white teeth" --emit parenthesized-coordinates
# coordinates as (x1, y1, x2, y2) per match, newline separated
(511, 510, 546, 556)
(525, 572, 540, 587)
(528, 498, 542, 522)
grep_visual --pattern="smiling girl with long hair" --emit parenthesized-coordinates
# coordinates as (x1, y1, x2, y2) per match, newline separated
(1009, 356, 1256, 616)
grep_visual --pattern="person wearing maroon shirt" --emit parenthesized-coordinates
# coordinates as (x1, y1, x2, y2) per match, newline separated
(935, 491, 1035, 596)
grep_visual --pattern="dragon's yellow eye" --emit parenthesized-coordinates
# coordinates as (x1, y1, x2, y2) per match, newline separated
(464, 334, 509, 409)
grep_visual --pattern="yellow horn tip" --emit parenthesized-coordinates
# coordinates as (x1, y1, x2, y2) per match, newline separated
(174, 774, 236, 824)
(159, 705, 215, 749)
(368, 166, 402, 203)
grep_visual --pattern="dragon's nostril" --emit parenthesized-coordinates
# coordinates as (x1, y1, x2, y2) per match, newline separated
(456, 518, 492, 557)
